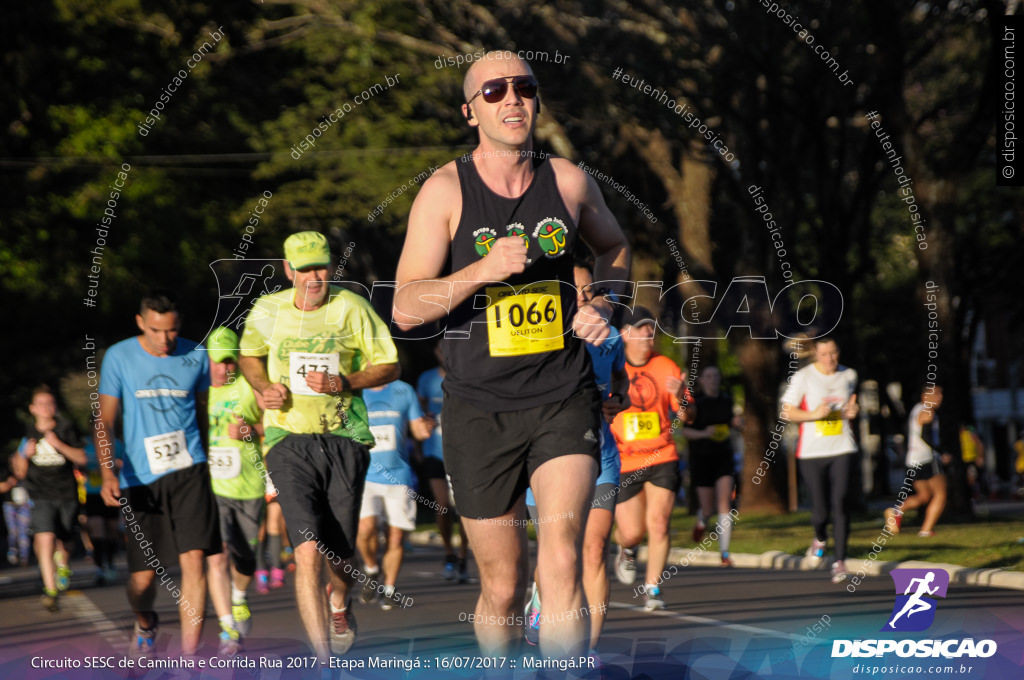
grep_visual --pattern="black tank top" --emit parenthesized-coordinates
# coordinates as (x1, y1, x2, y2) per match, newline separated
(441, 155, 591, 410)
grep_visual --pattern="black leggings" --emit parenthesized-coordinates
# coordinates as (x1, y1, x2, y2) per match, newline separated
(798, 453, 855, 562)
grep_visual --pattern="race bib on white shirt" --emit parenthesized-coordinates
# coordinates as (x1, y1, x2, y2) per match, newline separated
(143, 430, 193, 476)
(289, 352, 340, 397)
(208, 446, 241, 480)
(369, 425, 398, 452)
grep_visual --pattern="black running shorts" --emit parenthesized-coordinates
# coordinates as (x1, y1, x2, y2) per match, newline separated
(122, 463, 222, 573)
(442, 385, 602, 519)
(265, 433, 369, 560)
(690, 452, 735, 488)
(618, 460, 681, 504)
(29, 499, 78, 542)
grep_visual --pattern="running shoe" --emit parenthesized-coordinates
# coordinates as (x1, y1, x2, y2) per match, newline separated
(444, 555, 457, 581)
(95, 567, 108, 586)
(131, 612, 158, 658)
(917, 530, 935, 538)
(830, 560, 849, 584)
(254, 569, 269, 594)
(232, 597, 252, 636)
(720, 553, 733, 568)
(692, 522, 706, 544)
(805, 539, 827, 567)
(55, 564, 72, 592)
(380, 587, 395, 611)
(643, 584, 665, 611)
(329, 602, 357, 655)
(524, 583, 541, 646)
(269, 567, 286, 589)
(41, 588, 59, 613)
(614, 545, 637, 585)
(457, 558, 469, 584)
(218, 622, 242, 656)
(360, 576, 379, 604)
(884, 507, 902, 533)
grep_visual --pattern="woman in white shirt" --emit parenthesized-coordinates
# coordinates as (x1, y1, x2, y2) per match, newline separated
(781, 337, 859, 584)
(884, 385, 948, 537)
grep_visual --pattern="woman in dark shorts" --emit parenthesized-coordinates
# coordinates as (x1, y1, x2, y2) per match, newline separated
(683, 366, 742, 566)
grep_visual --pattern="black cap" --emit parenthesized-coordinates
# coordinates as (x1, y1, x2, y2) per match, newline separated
(624, 305, 656, 329)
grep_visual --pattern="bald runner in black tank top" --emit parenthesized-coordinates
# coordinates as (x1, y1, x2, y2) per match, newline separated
(442, 155, 591, 409)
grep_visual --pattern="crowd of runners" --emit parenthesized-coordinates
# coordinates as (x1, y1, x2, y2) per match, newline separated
(1, 51, 961, 669)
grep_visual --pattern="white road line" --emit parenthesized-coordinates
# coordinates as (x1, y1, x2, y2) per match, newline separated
(62, 590, 128, 652)
(609, 601, 825, 644)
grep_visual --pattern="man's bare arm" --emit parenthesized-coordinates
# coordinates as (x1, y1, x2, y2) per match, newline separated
(307, 363, 401, 395)
(239, 355, 271, 395)
(95, 394, 122, 505)
(394, 165, 528, 331)
(240, 354, 290, 410)
(555, 160, 631, 343)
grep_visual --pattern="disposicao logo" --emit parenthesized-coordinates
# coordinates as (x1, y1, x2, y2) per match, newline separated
(883, 568, 948, 632)
(831, 568, 997, 659)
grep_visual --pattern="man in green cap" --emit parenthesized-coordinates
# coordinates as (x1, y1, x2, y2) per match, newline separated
(205, 326, 266, 655)
(239, 232, 399, 661)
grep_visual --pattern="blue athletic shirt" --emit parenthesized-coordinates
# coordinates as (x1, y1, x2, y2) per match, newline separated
(528, 328, 624, 507)
(415, 367, 444, 460)
(364, 380, 423, 487)
(83, 439, 126, 495)
(99, 337, 211, 488)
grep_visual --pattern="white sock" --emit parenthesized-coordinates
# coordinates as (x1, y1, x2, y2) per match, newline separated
(364, 565, 380, 575)
(231, 585, 247, 604)
(219, 614, 235, 630)
(383, 584, 395, 598)
(718, 514, 733, 553)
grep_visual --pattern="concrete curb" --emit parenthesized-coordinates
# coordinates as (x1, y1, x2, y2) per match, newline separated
(408, 531, 1024, 592)
(655, 546, 1024, 592)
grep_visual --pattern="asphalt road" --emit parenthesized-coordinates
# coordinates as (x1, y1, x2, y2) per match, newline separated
(1, 542, 1022, 680)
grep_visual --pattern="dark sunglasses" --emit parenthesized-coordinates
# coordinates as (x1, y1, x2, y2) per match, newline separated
(466, 75, 539, 106)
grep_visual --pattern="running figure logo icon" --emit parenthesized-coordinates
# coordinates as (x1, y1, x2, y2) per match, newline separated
(882, 568, 949, 632)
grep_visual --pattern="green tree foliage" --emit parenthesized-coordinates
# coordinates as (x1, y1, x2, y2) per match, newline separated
(2, 1, 1017, 517)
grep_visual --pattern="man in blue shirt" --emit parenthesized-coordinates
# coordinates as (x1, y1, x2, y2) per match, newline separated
(95, 292, 221, 658)
(356, 379, 433, 610)
(416, 344, 471, 582)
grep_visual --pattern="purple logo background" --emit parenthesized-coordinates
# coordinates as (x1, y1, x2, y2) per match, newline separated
(883, 568, 950, 632)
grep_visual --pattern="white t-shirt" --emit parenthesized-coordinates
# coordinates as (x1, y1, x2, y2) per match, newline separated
(906, 402, 939, 467)
(781, 363, 858, 459)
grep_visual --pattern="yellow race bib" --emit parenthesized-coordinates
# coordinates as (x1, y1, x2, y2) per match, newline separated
(815, 411, 843, 436)
(624, 412, 660, 441)
(710, 424, 731, 442)
(485, 281, 564, 357)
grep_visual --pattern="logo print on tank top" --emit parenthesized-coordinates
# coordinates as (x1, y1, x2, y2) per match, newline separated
(631, 371, 659, 411)
(506, 223, 529, 248)
(473, 227, 498, 257)
(533, 218, 568, 258)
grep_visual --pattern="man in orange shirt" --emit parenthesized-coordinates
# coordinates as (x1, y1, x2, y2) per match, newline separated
(611, 307, 692, 611)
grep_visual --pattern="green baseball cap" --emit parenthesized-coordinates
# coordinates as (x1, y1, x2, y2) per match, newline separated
(207, 326, 239, 362)
(284, 231, 331, 270)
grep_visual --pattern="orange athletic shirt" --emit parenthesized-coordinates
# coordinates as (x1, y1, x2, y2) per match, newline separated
(611, 353, 689, 473)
